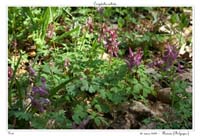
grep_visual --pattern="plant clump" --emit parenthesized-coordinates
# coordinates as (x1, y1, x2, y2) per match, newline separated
(8, 7, 192, 129)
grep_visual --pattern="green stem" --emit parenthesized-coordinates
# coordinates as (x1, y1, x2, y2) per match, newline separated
(50, 76, 78, 98)
(16, 79, 23, 110)
(9, 51, 23, 108)
(171, 83, 176, 108)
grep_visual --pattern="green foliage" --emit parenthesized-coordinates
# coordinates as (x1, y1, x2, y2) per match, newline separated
(72, 104, 88, 124)
(89, 110, 109, 127)
(8, 7, 192, 129)
(170, 80, 192, 128)
(124, 65, 155, 100)
(171, 80, 190, 107)
(15, 111, 32, 121)
(31, 116, 48, 129)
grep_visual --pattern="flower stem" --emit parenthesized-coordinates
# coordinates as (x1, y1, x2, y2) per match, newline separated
(9, 51, 23, 108)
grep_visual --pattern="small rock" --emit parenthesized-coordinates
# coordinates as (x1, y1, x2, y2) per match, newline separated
(157, 88, 171, 104)
(179, 71, 192, 82)
(129, 100, 152, 115)
(140, 122, 157, 129)
(148, 101, 171, 119)
(129, 100, 153, 121)
(110, 101, 152, 129)
(186, 86, 192, 93)
(110, 111, 137, 129)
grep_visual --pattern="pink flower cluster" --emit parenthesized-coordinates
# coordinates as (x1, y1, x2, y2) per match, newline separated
(98, 24, 120, 57)
(125, 47, 143, 70)
(149, 44, 179, 71)
(162, 44, 178, 70)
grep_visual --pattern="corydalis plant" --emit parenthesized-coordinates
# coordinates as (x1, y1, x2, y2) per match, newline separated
(32, 78, 48, 96)
(86, 17, 94, 33)
(149, 44, 179, 71)
(98, 24, 120, 57)
(27, 67, 50, 113)
(31, 77, 50, 113)
(125, 47, 143, 70)
(148, 57, 164, 68)
(30, 96, 50, 113)
(162, 44, 178, 70)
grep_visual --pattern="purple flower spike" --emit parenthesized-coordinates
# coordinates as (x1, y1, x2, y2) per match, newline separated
(126, 48, 143, 70)
(149, 58, 164, 68)
(135, 48, 143, 65)
(32, 86, 48, 96)
(86, 17, 94, 33)
(128, 47, 134, 57)
(39, 87, 49, 96)
(28, 66, 36, 76)
(41, 77, 46, 83)
(162, 44, 178, 70)
(39, 98, 50, 105)
(150, 44, 179, 71)
(30, 98, 44, 113)
(163, 47, 177, 62)
(99, 24, 120, 57)
(32, 86, 39, 93)
(30, 96, 50, 113)
(30, 77, 50, 113)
